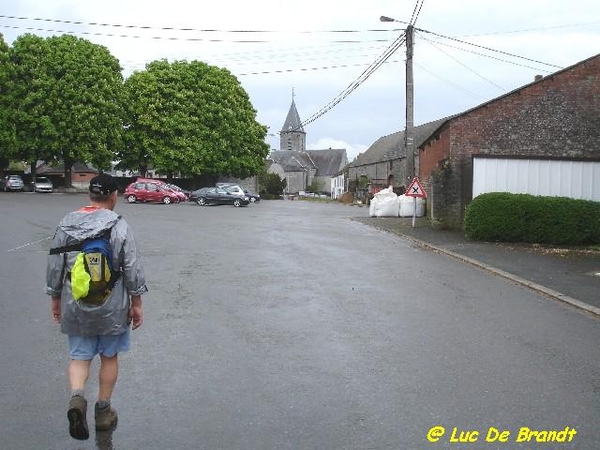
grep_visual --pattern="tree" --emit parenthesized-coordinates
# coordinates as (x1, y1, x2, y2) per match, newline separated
(257, 166, 286, 198)
(0, 33, 16, 172)
(8, 34, 124, 186)
(122, 59, 269, 178)
(307, 178, 324, 194)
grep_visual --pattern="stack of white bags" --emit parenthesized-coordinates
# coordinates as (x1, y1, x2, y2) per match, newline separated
(368, 187, 399, 217)
(369, 187, 425, 217)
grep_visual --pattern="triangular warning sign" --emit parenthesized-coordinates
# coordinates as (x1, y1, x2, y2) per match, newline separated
(405, 177, 427, 197)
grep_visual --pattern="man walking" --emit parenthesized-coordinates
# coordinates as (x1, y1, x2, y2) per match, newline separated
(45, 174, 148, 440)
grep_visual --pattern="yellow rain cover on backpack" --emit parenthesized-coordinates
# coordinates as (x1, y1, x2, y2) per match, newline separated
(71, 252, 91, 300)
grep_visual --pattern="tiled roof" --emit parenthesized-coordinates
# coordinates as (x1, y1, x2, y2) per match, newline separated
(269, 149, 347, 176)
(350, 118, 447, 167)
(37, 162, 98, 174)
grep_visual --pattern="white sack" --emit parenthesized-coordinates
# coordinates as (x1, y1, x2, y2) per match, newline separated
(369, 187, 399, 217)
(398, 194, 426, 217)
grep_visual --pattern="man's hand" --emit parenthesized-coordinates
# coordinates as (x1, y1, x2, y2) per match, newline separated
(128, 295, 143, 330)
(51, 296, 61, 323)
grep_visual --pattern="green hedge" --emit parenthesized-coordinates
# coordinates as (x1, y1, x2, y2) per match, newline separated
(464, 192, 600, 245)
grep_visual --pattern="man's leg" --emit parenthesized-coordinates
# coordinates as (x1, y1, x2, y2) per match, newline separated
(98, 354, 118, 401)
(68, 359, 92, 391)
(67, 359, 92, 440)
(95, 354, 119, 431)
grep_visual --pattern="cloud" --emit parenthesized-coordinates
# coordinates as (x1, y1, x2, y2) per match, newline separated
(307, 138, 368, 162)
(2, 0, 599, 155)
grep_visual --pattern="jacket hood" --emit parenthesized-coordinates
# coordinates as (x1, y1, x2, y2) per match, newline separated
(58, 208, 121, 241)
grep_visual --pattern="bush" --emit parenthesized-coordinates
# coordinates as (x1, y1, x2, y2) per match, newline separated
(259, 172, 286, 197)
(465, 192, 600, 245)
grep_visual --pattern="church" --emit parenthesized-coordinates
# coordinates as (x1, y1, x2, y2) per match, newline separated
(267, 95, 348, 196)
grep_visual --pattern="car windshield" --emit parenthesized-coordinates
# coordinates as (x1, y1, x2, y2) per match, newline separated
(36, 177, 50, 183)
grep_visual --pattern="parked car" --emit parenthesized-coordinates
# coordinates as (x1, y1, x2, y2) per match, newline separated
(32, 176, 53, 193)
(124, 181, 182, 204)
(215, 183, 260, 203)
(222, 185, 245, 196)
(189, 187, 212, 203)
(193, 186, 250, 207)
(2, 175, 24, 192)
(165, 183, 189, 202)
(244, 189, 261, 203)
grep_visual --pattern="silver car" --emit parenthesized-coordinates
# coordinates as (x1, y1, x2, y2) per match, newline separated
(3, 175, 24, 191)
(33, 176, 53, 193)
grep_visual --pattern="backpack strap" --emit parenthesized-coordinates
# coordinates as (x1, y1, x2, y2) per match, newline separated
(49, 220, 120, 255)
(49, 242, 83, 255)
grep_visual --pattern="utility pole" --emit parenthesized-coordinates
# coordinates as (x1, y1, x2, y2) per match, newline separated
(405, 24, 415, 185)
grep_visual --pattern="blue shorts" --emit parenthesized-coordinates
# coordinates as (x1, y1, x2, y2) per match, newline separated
(68, 328, 131, 360)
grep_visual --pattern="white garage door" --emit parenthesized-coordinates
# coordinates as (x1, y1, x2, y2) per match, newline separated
(473, 157, 600, 201)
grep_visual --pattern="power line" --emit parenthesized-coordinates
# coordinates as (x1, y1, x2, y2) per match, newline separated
(298, 32, 407, 129)
(418, 33, 507, 92)
(234, 59, 402, 77)
(0, 14, 395, 37)
(415, 31, 557, 73)
(415, 26, 563, 69)
(410, 0, 426, 26)
(414, 61, 487, 101)
(1, 11, 579, 134)
(458, 20, 600, 38)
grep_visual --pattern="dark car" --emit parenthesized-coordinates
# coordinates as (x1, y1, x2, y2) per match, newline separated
(189, 187, 211, 203)
(244, 189, 261, 203)
(193, 186, 250, 207)
(124, 181, 181, 204)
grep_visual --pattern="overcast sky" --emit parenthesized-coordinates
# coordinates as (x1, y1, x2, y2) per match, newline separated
(1, 0, 599, 160)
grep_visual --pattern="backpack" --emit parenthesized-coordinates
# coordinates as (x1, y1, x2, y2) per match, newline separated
(50, 229, 120, 305)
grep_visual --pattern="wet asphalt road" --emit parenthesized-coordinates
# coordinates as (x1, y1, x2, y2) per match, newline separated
(1, 193, 599, 450)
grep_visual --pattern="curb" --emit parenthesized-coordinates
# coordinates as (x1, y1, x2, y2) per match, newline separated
(398, 233, 600, 318)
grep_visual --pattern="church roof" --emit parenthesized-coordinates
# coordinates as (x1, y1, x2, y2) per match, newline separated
(280, 100, 305, 134)
(269, 149, 347, 176)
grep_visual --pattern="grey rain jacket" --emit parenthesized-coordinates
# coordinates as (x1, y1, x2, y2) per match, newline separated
(45, 207, 148, 336)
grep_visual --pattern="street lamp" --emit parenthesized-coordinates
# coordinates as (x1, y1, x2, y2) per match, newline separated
(380, 16, 410, 25)
(380, 15, 415, 185)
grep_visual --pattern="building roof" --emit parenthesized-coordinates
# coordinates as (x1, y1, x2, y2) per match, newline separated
(350, 118, 447, 167)
(350, 53, 600, 169)
(280, 99, 305, 134)
(417, 52, 600, 147)
(37, 162, 98, 174)
(269, 149, 347, 176)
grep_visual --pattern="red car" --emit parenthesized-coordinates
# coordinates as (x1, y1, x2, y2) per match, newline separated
(124, 181, 182, 204)
(136, 178, 187, 203)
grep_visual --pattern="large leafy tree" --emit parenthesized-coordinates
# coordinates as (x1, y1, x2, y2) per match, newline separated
(9, 34, 124, 185)
(0, 33, 15, 172)
(122, 59, 269, 178)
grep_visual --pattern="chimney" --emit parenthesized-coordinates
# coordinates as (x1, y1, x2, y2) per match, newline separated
(534, 75, 543, 81)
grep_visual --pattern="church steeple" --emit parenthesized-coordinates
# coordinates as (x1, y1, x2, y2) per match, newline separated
(280, 88, 306, 151)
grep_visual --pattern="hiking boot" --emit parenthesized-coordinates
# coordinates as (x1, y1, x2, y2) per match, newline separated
(95, 403, 118, 431)
(67, 395, 89, 440)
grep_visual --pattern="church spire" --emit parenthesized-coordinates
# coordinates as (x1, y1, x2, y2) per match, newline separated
(281, 89, 304, 134)
(280, 90, 306, 151)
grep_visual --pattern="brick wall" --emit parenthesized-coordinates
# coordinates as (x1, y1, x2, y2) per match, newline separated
(420, 54, 600, 228)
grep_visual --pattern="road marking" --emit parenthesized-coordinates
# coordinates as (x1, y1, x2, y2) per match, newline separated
(7, 236, 52, 252)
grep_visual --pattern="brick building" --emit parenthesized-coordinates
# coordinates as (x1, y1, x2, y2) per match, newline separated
(419, 53, 600, 229)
